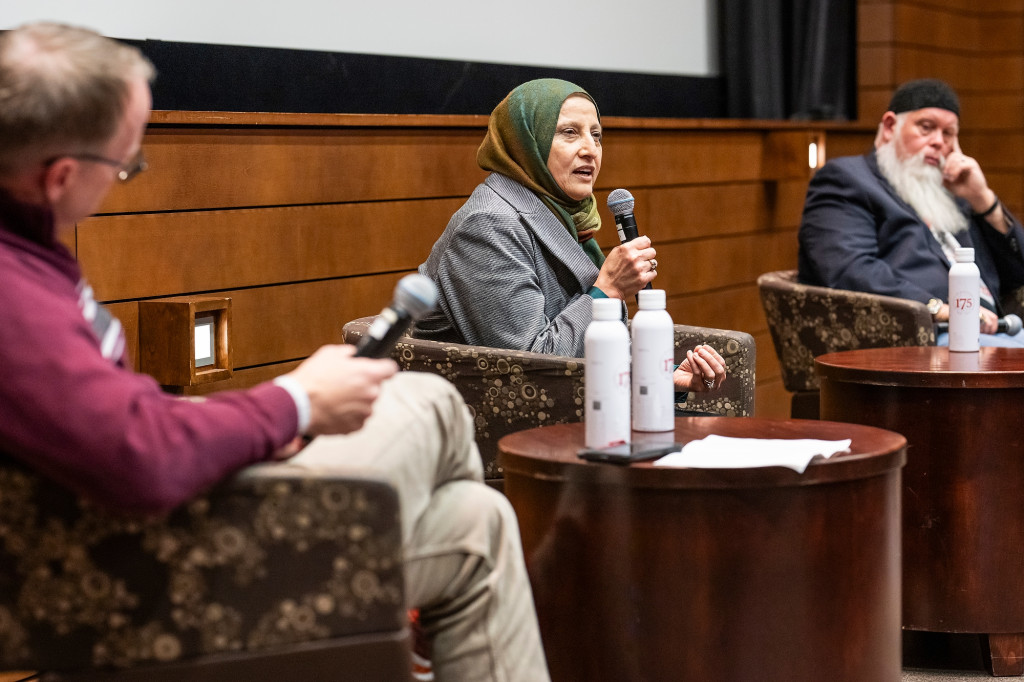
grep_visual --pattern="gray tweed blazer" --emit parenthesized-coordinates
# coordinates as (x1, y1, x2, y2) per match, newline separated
(413, 173, 601, 357)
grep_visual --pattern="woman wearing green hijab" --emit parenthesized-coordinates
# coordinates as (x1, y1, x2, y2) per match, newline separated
(415, 79, 726, 391)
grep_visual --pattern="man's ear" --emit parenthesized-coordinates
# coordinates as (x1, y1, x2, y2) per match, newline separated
(878, 112, 898, 145)
(41, 157, 75, 205)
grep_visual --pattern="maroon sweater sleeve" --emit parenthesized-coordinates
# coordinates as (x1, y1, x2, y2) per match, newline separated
(0, 249, 299, 515)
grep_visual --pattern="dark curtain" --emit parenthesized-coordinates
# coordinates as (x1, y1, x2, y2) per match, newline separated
(717, 0, 856, 120)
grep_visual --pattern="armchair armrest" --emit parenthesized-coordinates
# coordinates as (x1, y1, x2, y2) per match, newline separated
(0, 459, 405, 674)
(673, 323, 756, 418)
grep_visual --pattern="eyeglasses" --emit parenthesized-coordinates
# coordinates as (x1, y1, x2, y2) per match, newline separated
(47, 148, 148, 183)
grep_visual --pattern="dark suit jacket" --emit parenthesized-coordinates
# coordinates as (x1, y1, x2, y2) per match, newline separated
(797, 150, 1024, 313)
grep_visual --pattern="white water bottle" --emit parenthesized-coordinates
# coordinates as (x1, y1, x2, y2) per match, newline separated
(585, 298, 631, 448)
(631, 289, 675, 432)
(948, 247, 981, 352)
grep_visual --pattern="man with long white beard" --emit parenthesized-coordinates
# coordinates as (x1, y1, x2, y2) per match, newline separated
(798, 78, 1024, 346)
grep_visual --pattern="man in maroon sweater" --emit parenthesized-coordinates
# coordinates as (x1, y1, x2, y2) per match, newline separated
(0, 22, 549, 681)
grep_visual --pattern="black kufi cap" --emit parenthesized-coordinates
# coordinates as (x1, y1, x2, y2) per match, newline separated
(888, 79, 960, 117)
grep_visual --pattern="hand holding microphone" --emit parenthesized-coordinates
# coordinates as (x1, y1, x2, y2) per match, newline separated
(279, 274, 438, 449)
(936, 312, 1022, 336)
(597, 189, 657, 300)
(997, 314, 1022, 335)
(355, 274, 438, 358)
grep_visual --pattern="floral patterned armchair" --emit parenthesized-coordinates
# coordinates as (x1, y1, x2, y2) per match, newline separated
(0, 457, 411, 682)
(343, 317, 756, 486)
(757, 269, 935, 418)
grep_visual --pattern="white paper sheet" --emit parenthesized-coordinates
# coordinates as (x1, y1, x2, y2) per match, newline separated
(653, 435, 853, 473)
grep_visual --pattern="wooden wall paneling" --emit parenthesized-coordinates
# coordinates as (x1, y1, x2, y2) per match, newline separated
(981, 0, 1024, 11)
(643, 183, 769, 240)
(858, 46, 895, 88)
(666, 284, 766, 336)
(104, 301, 140, 372)
(77, 112, 888, 418)
(221, 271, 407, 368)
(894, 51, 1023, 90)
(983, 172, 1024, 214)
(597, 130, 766, 188)
(960, 94, 1024, 130)
(858, 2, 895, 43)
(976, 12, 1024, 47)
(80, 197, 464, 301)
(963, 130, 1024, 214)
(962, 132, 1024, 170)
(770, 178, 813, 230)
(98, 126, 489, 214)
(752, 330, 781, 384)
(763, 131, 816, 182)
(916, 0, 1023, 12)
(185, 360, 303, 396)
(892, 4, 981, 48)
(824, 131, 875, 161)
(857, 90, 893, 122)
(755, 378, 791, 419)
(592, 183, 771, 251)
(652, 230, 799, 294)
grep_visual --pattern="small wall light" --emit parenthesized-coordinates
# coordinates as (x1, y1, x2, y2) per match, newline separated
(139, 296, 232, 388)
(809, 134, 825, 170)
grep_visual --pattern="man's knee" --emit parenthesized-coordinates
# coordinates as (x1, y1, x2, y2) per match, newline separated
(468, 484, 522, 550)
(383, 371, 482, 479)
(435, 480, 520, 547)
(387, 372, 465, 413)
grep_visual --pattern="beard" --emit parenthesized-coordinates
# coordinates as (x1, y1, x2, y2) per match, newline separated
(876, 139, 968, 237)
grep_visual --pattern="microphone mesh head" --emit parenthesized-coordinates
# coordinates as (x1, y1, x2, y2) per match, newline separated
(394, 274, 438, 319)
(607, 188, 634, 217)
(1007, 314, 1023, 336)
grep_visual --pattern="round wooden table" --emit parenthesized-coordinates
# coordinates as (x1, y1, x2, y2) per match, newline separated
(817, 346, 1024, 677)
(499, 417, 906, 682)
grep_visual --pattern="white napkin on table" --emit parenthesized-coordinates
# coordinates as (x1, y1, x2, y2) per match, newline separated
(653, 435, 852, 473)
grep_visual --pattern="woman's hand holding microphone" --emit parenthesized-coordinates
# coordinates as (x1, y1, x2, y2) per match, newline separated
(593, 235, 658, 300)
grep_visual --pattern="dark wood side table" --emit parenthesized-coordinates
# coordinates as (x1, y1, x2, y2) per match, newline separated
(817, 346, 1024, 677)
(499, 417, 906, 682)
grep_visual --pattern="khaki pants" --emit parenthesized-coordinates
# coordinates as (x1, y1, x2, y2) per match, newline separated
(291, 372, 549, 682)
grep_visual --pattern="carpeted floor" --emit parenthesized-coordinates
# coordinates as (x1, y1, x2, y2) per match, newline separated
(904, 670, 994, 681)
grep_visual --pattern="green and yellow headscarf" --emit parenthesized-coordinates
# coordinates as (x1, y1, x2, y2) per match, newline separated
(477, 78, 604, 266)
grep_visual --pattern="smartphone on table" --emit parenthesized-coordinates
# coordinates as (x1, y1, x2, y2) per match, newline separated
(577, 441, 683, 465)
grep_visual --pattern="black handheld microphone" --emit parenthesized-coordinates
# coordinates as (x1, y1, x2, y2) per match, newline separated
(355, 274, 438, 358)
(607, 188, 652, 292)
(935, 313, 1023, 336)
(607, 188, 640, 243)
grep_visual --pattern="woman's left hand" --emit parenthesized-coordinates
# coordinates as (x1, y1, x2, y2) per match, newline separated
(673, 344, 727, 392)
